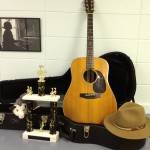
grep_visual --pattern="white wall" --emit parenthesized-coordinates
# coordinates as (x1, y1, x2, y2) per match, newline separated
(0, 0, 150, 112)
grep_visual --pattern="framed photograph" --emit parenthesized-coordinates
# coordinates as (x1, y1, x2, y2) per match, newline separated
(0, 18, 41, 52)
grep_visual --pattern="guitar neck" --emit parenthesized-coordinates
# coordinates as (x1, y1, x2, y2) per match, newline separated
(86, 13, 94, 70)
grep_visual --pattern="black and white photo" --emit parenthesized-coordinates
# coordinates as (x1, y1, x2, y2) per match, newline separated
(0, 18, 41, 52)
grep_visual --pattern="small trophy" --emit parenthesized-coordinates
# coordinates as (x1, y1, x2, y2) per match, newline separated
(50, 87, 57, 97)
(40, 116, 48, 132)
(26, 86, 33, 95)
(37, 65, 46, 96)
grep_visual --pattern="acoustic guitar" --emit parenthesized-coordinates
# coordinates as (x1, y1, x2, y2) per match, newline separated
(63, 0, 117, 125)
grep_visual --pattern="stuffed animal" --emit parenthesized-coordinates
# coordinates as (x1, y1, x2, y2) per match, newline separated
(9, 93, 39, 119)
(10, 103, 27, 119)
(9, 93, 27, 119)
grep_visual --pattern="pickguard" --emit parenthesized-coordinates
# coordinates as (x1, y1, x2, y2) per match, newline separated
(93, 70, 106, 93)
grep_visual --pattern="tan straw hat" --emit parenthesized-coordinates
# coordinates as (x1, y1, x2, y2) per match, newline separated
(104, 102, 150, 139)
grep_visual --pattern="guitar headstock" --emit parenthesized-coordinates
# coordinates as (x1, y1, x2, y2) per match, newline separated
(85, 0, 94, 13)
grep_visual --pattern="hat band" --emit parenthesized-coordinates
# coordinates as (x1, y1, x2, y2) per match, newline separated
(113, 121, 146, 131)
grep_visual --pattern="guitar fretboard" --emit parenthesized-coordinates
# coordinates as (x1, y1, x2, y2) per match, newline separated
(86, 13, 94, 69)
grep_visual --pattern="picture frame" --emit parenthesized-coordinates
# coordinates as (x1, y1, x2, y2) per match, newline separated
(0, 18, 41, 52)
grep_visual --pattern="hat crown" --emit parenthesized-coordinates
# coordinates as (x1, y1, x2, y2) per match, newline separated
(114, 103, 146, 129)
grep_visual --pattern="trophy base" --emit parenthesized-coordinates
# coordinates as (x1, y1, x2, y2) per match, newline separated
(22, 129, 59, 142)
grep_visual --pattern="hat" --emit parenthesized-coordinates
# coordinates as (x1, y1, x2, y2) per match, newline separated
(104, 102, 150, 139)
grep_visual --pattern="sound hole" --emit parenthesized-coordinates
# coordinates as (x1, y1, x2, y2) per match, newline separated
(83, 69, 97, 83)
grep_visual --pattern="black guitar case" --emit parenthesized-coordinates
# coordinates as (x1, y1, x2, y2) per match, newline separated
(58, 51, 146, 150)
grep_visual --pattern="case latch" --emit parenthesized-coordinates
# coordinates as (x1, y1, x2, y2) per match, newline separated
(84, 126, 90, 138)
(0, 113, 5, 124)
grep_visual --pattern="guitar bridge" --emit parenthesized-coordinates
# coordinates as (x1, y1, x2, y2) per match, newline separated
(80, 93, 100, 99)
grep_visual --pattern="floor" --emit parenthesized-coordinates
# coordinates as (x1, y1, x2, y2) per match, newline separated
(0, 129, 150, 150)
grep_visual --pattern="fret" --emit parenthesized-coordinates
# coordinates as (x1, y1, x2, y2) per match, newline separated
(86, 56, 93, 58)
(87, 36, 93, 38)
(87, 47, 93, 49)
(87, 35, 93, 37)
(86, 58, 93, 60)
(88, 30, 93, 32)
(87, 55, 93, 57)
(87, 41, 93, 43)
(86, 62, 94, 64)
(87, 27, 93, 30)
(87, 33, 93, 35)
(87, 38, 93, 40)
(87, 54, 93, 57)
(87, 51, 93, 53)
(87, 24, 93, 26)
(86, 63, 94, 66)
(86, 62, 93, 64)
(86, 57, 94, 59)
(86, 64, 93, 66)
(87, 49, 93, 51)
(87, 50, 93, 53)
(87, 43, 93, 45)
(87, 59, 93, 61)
(87, 45, 93, 47)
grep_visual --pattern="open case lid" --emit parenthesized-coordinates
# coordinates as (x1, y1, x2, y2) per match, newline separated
(101, 51, 136, 106)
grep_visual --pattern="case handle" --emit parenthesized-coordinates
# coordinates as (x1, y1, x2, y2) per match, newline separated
(84, 126, 90, 138)
(59, 122, 76, 141)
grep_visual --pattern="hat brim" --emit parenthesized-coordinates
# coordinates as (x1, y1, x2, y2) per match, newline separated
(104, 112, 150, 139)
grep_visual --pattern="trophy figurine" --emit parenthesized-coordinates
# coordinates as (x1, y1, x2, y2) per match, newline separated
(40, 116, 48, 132)
(26, 86, 33, 95)
(50, 87, 57, 97)
(37, 65, 47, 96)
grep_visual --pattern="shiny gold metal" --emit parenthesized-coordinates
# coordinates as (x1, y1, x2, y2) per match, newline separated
(37, 65, 47, 82)
(50, 87, 57, 96)
(40, 116, 48, 132)
(26, 86, 33, 95)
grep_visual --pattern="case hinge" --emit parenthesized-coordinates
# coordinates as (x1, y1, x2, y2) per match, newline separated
(0, 113, 5, 124)
(84, 126, 90, 138)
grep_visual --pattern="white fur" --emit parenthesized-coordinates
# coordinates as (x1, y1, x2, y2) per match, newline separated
(12, 103, 26, 119)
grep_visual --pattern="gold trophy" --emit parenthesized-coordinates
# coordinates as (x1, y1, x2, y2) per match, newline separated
(40, 116, 48, 132)
(26, 86, 33, 95)
(37, 65, 47, 96)
(50, 87, 57, 97)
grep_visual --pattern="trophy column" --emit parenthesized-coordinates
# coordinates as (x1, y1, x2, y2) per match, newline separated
(38, 81, 45, 96)
(26, 101, 33, 132)
(49, 102, 57, 134)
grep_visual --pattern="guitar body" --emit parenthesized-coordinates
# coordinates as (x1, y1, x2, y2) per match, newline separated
(63, 57, 117, 125)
